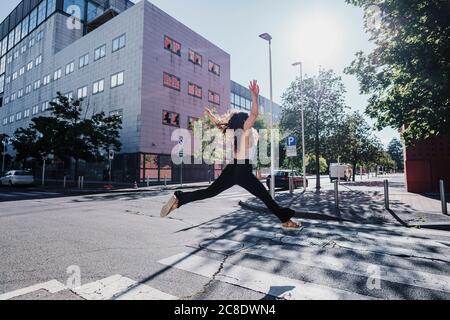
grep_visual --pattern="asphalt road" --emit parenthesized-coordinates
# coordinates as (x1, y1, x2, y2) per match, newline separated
(1, 184, 449, 300)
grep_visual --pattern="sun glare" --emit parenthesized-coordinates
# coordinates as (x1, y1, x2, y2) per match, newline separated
(294, 14, 342, 66)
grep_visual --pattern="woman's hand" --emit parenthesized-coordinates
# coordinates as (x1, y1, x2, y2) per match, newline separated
(249, 80, 260, 99)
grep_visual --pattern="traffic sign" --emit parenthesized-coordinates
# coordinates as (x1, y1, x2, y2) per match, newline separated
(286, 146, 297, 158)
(287, 136, 297, 147)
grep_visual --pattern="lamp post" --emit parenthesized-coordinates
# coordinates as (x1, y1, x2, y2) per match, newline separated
(259, 32, 275, 198)
(292, 61, 306, 190)
(1, 137, 7, 173)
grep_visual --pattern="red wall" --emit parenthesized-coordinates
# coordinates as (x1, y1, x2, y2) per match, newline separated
(404, 135, 450, 193)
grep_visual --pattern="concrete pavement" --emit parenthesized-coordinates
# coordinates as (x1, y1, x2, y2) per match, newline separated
(1, 185, 450, 300)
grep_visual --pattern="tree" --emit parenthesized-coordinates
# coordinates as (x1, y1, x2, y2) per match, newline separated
(336, 112, 384, 181)
(345, 0, 450, 145)
(387, 138, 404, 171)
(281, 69, 348, 190)
(306, 154, 328, 175)
(11, 128, 39, 169)
(11, 92, 122, 179)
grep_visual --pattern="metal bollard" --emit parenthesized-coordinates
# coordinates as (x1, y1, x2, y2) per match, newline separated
(164, 176, 167, 187)
(334, 180, 339, 210)
(63, 176, 66, 189)
(78, 176, 81, 189)
(384, 180, 390, 210)
(289, 176, 294, 194)
(81, 176, 84, 190)
(147, 177, 150, 187)
(440, 180, 448, 215)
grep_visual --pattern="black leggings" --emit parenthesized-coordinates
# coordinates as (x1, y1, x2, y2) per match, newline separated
(175, 162, 295, 223)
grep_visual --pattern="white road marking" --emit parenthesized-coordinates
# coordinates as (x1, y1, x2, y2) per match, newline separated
(245, 245, 450, 293)
(238, 229, 449, 261)
(0, 280, 66, 300)
(158, 252, 376, 300)
(71, 275, 177, 300)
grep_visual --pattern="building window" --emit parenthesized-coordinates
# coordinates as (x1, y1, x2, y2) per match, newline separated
(0, 75, 4, 94)
(14, 51, 20, 60)
(4, 96, 9, 105)
(188, 83, 202, 99)
(16, 112, 22, 121)
(32, 105, 39, 115)
(93, 79, 104, 94)
(54, 68, 62, 80)
(77, 86, 88, 99)
(18, 89, 23, 98)
(11, 93, 16, 102)
(1, 38, 7, 56)
(37, 1, 47, 25)
(188, 117, 198, 130)
(7, 31, 15, 51)
(22, 15, 30, 38)
(164, 36, 181, 56)
(208, 61, 221, 76)
(65, 61, 75, 75)
(35, 55, 43, 66)
(208, 90, 220, 105)
(27, 61, 34, 71)
(111, 72, 124, 88)
(163, 72, 180, 91)
(3, 118, 8, 126)
(43, 75, 51, 86)
(21, 45, 27, 54)
(25, 84, 32, 94)
(109, 109, 123, 118)
(7, 55, 13, 64)
(188, 49, 202, 66)
(6, 76, 10, 84)
(29, 38, 35, 48)
(14, 25, 21, 47)
(162, 110, 180, 127)
(24, 109, 30, 118)
(42, 101, 49, 112)
(19, 67, 25, 76)
(9, 115, 15, 123)
(34, 80, 41, 90)
(12, 72, 18, 81)
(0, 56, 5, 74)
(65, 92, 73, 100)
(112, 34, 126, 52)
(79, 53, 89, 68)
(94, 44, 106, 61)
(47, 0, 57, 17)
(36, 31, 44, 42)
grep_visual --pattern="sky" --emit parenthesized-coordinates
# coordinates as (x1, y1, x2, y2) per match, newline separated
(0, 0, 399, 146)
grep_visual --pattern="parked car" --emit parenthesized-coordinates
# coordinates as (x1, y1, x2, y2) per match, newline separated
(329, 164, 353, 182)
(0, 170, 35, 186)
(266, 170, 308, 190)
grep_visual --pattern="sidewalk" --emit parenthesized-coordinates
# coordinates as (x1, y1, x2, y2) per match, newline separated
(240, 175, 450, 229)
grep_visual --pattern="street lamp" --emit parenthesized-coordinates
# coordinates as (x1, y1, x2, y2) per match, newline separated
(259, 32, 275, 198)
(1, 137, 8, 173)
(292, 61, 307, 190)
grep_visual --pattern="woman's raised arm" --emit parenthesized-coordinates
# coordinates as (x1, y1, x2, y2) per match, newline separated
(244, 80, 260, 130)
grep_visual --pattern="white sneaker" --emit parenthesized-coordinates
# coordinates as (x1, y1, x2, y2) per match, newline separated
(160, 195, 179, 218)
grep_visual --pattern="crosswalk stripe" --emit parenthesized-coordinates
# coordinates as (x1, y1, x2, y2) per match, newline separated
(246, 245, 450, 293)
(0, 280, 66, 300)
(71, 275, 177, 300)
(238, 228, 449, 262)
(158, 252, 376, 300)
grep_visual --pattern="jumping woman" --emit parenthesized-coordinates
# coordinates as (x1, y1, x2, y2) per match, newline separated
(161, 80, 300, 229)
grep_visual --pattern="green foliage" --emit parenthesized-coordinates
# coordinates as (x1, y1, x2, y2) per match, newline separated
(387, 138, 404, 170)
(345, 0, 450, 145)
(281, 68, 348, 188)
(11, 92, 122, 175)
(306, 154, 328, 174)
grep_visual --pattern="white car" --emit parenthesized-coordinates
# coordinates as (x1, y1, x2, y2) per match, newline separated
(1, 170, 35, 186)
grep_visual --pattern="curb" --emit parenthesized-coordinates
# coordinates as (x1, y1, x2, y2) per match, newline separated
(238, 200, 354, 222)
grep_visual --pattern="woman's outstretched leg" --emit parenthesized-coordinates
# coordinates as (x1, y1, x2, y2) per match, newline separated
(161, 165, 236, 217)
(238, 172, 298, 226)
